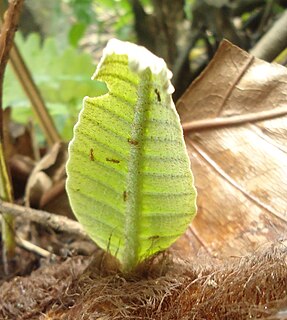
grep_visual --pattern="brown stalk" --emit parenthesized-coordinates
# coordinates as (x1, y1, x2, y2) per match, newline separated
(251, 10, 287, 62)
(0, 1, 24, 124)
(182, 105, 287, 132)
(0, 201, 88, 240)
(0, 0, 24, 274)
(0, 3, 61, 146)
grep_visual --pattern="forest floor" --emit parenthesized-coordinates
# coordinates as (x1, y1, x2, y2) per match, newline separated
(0, 229, 286, 319)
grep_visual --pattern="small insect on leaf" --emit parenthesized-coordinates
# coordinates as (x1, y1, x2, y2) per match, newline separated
(123, 190, 127, 201)
(128, 138, 139, 146)
(155, 88, 161, 102)
(90, 148, 94, 161)
(106, 158, 120, 163)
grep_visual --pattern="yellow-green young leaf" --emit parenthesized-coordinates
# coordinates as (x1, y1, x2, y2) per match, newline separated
(66, 39, 197, 271)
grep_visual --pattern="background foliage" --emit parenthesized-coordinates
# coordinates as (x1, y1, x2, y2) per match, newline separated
(4, 33, 107, 140)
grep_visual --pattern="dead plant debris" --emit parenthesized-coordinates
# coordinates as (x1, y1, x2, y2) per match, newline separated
(0, 240, 286, 320)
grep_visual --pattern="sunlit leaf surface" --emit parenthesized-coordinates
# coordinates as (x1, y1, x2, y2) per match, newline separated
(66, 39, 197, 271)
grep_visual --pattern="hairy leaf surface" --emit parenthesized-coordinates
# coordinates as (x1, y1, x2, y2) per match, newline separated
(66, 39, 197, 271)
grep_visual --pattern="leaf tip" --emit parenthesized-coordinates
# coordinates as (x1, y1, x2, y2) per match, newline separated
(92, 38, 175, 95)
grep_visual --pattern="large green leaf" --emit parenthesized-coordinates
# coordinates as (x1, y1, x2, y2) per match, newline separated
(66, 39, 197, 271)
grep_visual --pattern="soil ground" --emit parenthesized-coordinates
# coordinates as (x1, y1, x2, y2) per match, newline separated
(0, 238, 286, 320)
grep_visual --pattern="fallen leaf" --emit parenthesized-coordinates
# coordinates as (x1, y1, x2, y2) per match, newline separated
(174, 40, 287, 258)
(25, 142, 73, 218)
(2, 108, 38, 200)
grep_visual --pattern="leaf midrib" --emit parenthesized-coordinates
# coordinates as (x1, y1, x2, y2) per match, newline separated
(123, 69, 151, 271)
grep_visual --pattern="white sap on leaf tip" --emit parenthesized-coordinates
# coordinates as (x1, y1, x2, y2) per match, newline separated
(92, 38, 175, 95)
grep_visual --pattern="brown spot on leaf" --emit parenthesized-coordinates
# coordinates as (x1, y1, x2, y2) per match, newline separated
(128, 138, 139, 146)
(155, 88, 161, 102)
(89, 148, 94, 161)
(106, 158, 120, 164)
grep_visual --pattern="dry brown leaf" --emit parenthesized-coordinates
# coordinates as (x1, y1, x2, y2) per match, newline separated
(25, 142, 73, 218)
(3, 107, 35, 159)
(2, 107, 37, 200)
(174, 40, 287, 258)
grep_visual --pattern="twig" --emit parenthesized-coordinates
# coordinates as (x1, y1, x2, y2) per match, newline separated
(16, 237, 53, 258)
(172, 31, 200, 87)
(256, 0, 275, 36)
(0, 0, 24, 275)
(250, 10, 287, 61)
(182, 106, 287, 132)
(0, 201, 89, 240)
(0, 2, 61, 146)
(0, 0, 24, 134)
(231, 0, 265, 16)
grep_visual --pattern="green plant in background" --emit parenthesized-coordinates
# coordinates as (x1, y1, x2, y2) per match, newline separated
(65, 0, 94, 47)
(66, 0, 135, 46)
(66, 39, 197, 272)
(3, 32, 107, 141)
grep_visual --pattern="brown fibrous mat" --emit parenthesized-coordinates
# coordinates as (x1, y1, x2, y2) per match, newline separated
(0, 240, 286, 320)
